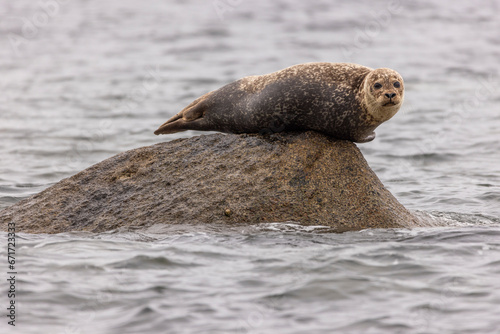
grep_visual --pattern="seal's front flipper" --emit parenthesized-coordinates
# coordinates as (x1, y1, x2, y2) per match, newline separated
(356, 132, 376, 143)
(154, 99, 207, 135)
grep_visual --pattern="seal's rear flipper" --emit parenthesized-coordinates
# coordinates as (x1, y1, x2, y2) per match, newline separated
(153, 119, 188, 135)
(154, 98, 207, 135)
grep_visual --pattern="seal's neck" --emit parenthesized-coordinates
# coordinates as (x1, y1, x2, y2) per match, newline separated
(368, 101, 402, 123)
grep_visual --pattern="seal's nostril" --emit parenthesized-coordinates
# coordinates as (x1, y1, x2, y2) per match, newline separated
(385, 93, 396, 99)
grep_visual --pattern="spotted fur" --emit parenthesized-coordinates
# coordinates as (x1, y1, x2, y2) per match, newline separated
(154, 62, 404, 143)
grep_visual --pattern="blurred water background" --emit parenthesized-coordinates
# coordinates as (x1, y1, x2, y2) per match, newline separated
(0, 0, 499, 333)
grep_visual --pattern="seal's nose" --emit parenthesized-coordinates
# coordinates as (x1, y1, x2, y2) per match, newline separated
(385, 93, 396, 99)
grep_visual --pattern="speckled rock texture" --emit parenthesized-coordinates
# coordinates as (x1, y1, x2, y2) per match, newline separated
(0, 132, 426, 234)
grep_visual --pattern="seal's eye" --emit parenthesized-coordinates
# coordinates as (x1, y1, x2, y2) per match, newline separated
(393, 81, 401, 88)
(373, 83, 382, 89)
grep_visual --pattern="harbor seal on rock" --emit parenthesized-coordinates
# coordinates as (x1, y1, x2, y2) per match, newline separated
(154, 62, 404, 143)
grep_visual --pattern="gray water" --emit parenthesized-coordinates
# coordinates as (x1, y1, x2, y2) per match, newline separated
(1, 0, 500, 333)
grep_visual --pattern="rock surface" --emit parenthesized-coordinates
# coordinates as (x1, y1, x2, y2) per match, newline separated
(0, 132, 428, 234)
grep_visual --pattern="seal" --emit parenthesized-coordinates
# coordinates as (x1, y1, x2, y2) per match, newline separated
(154, 62, 404, 143)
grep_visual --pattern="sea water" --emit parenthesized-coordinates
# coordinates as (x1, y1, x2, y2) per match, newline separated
(0, 0, 499, 333)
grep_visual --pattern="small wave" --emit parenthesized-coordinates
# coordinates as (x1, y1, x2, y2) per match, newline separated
(256, 222, 334, 233)
(108, 255, 195, 269)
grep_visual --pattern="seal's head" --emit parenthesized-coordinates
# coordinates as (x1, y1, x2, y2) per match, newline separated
(362, 68, 404, 122)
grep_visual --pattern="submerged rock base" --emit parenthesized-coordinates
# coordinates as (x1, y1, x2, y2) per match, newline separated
(0, 132, 427, 233)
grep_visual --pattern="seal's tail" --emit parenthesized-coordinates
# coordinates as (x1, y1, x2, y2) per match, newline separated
(154, 93, 210, 135)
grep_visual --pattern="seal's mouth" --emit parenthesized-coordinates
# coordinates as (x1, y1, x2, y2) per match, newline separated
(383, 101, 397, 106)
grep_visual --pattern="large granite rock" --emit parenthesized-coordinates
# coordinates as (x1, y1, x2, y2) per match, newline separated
(0, 132, 427, 233)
